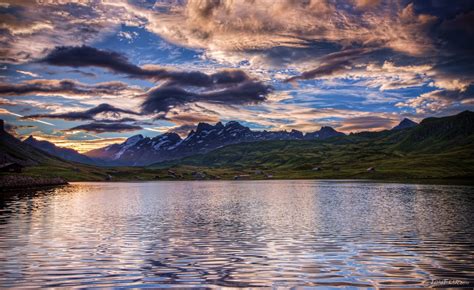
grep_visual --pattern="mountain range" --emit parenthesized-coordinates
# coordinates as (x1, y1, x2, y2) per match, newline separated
(84, 121, 345, 166)
(152, 111, 473, 180)
(16, 119, 417, 166)
(1, 111, 473, 181)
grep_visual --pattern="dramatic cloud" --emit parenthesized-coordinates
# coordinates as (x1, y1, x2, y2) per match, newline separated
(336, 116, 398, 132)
(66, 122, 143, 133)
(396, 86, 474, 115)
(141, 81, 272, 114)
(286, 53, 472, 100)
(0, 79, 139, 98)
(41, 46, 256, 87)
(41, 46, 150, 77)
(429, 57, 474, 92)
(0, 0, 445, 64)
(286, 48, 374, 82)
(123, 0, 437, 58)
(23, 103, 140, 121)
(0, 1, 131, 63)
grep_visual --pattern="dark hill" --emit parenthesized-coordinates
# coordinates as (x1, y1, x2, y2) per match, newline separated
(0, 121, 108, 181)
(392, 118, 417, 131)
(23, 136, 100, 165)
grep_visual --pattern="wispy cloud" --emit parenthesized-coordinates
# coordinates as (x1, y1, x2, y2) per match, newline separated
(16, 70, 39, 77)
(0, 79, 142, 99)
(0, 108, 55, 126)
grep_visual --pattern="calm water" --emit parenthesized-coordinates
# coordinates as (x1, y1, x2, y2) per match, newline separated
(0, 180, 473, 288)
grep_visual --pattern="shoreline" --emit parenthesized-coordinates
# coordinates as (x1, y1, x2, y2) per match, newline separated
(70, 177, 474, 186)
(0, 175, 68, 191)
(2, 174, 473, 190)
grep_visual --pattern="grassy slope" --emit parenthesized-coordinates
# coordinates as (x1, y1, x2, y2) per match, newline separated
(150, 138, 474, 180)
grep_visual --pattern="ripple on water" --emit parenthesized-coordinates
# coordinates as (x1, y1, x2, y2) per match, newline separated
(0, 180, 473, 287)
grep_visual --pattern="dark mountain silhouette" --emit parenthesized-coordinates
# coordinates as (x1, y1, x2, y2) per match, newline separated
(23, 136, 99, 165)
(0, 120, 116, 181)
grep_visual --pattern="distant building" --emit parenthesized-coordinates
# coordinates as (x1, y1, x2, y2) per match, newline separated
(312, 167, 322, 171)
(0, 162, 24, 173)
(367, 167, 376, 172)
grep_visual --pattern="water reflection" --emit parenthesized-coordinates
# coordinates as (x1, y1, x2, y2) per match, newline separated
(0, 180, 473, 287)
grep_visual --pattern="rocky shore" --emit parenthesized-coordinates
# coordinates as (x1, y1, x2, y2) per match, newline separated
(0, 175, 68, 190)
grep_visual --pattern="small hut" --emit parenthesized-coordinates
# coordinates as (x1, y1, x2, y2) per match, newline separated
(312, 167, 322, 171)
(0, 162, 24, 173)
(367, 167, 376, 172)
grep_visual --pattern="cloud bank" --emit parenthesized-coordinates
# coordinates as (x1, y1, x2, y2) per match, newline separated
(66, 122, 143, 133)
(0, 79, 139, 98)
(23, 103, 140, 121)
(42, 46, 258, 87)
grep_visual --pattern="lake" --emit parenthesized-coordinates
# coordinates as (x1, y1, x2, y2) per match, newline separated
(0, 180, 473, 287)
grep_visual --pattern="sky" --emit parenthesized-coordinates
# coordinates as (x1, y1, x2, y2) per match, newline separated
(0, 0, 473, 152)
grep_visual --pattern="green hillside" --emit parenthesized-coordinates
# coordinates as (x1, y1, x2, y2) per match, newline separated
(151, 111, 474, 181)
(0, 127, 168, 182)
